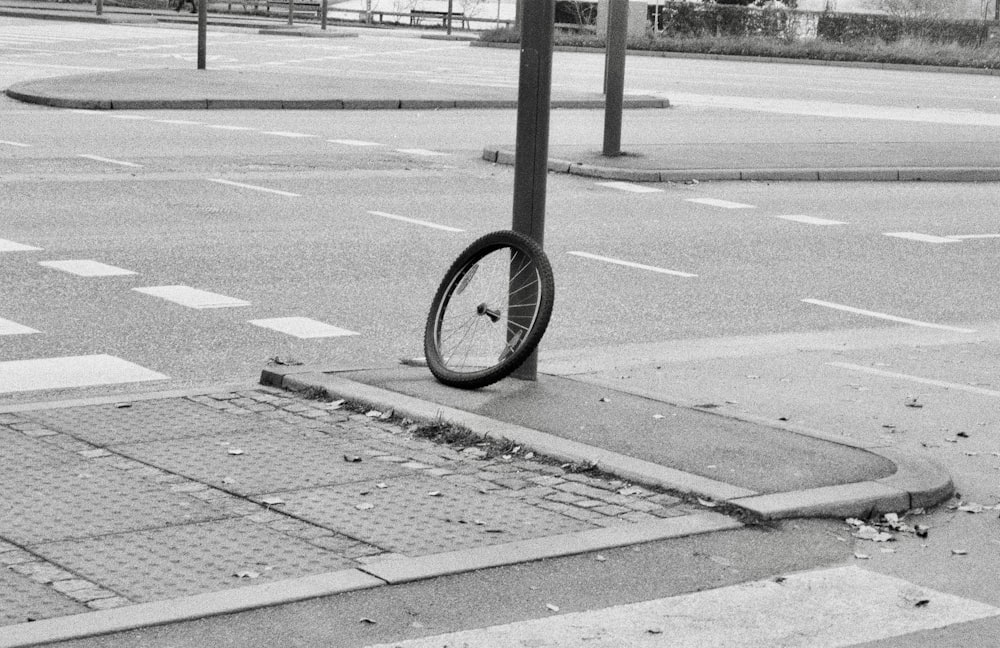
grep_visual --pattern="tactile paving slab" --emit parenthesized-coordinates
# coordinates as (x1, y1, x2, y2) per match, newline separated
(0, 462, 234, 544)
(25, 399, 273, 446)
(0, 428, 82, 469)
(31, 518, 355, 602)
(0, 564, 88, 625)
(271, 474, 595, 556)
(112, 428, 414, 496)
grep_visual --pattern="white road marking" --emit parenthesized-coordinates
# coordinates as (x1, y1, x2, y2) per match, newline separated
(827, 362, 1000, 398)
(153, 119, 205, 125)
(110, 115, 149, 121)
(0, 139, 31, 147)
(395, 148, 446, 156)
(133, 285, 251, 309)
(328, 139, 381, 147)
(206, 125, 257, 131)
(77, 154, 143, 168)
(367, 210, 464, 232)
(802, 299, 976, 333)
(363, 566, 1000, 648)
(0, 317, 38, 336)
(0, 239, 41, 252)
(948, 234, 1000, 240)
(207, 179, 300, 197)
(772, 214, 847, 226)
(261, 131, 315, 138)
(568, 251, 697, 277)
(884, 232, 961, 244)
(0, 354, 168, 394)
(595, 181, 663, 194)
(38, 260, 136, 277)
(686, 198, 755, 209)
(249, 317, 358, 338)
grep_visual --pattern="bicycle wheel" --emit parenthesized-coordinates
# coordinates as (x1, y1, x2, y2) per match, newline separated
(424, 230, 555, 389)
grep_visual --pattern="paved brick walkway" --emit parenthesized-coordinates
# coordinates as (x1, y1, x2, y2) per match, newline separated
(0, 387, 703, 628)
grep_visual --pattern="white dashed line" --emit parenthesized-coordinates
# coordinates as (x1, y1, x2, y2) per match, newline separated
(249, 317, 358, 338)
(395, 148, 446, 156)
(110, 114, 149, 121)
(206, 125, 258, 131)
(827, 362, 1000, 398)
(0, 354, 168, 394)
(772, 214, 847, 226)
(78, 154, 143, 168)
(38, 260, 136, 277)
(802, 299, 976, 333)
(261, 131, 315, 138)
(884, 232, 960, 244)
(686, 198, 755, 209)
(367, 210, 464, 232)
(0, 317, 38, 336)
(595, 181, 663, 194)
(948, 233, 1000, 240)
(134, 285, 251, 309)
(568, 251, 697, 277)
(0, 239, 42, 252)
(207, 179, 301, 197)
(328, 139, 381, 147)
(153, 119, 205, 125)
(0, 139, 31, 147)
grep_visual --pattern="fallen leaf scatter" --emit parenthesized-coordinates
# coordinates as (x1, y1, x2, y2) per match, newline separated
(846, 511, 930, 543)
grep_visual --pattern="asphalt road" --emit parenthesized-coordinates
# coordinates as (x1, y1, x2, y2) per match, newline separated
(3, 15, 1000, 647)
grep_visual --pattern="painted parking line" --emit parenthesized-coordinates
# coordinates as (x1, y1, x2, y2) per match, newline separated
(38, 260, 136, 277)
(133, 285, 251, 309)
(78, 154, 143, 168)
(0, 317, 38, 336)
(206, 125, 258, 131)
(0, 239, 42, 252)
(948, 234, 1000, 240)
(595, 181, 663, 194)
(207, 179, 301, 197)
(568, 251, 697, 277)
(772, 214, 847, 226)
(686, 198, 755, 209)
(802, 298, 976, 333)
(0, 354, 168, 394)
(249, 317, 358, 339)
(827, 362, 1000, 398)
(328, 139, 381, 147)
(0, 139, 31, 147)
(367, 210, 464, 232)
(363, 566, 1000, 648)
(884, 232, 960, 244)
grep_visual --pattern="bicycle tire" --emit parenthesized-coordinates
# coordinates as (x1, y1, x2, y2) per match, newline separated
(424, 229, 555, 389)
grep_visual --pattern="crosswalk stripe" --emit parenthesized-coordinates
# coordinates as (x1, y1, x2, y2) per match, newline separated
(0, 317, 38, 336)
(249, 317, 358, 338)
(362, 566, 1000, 648)
(884, 231, 961, 244)
(0, 239, 41, 252)
(38, 260, 136, 277)
(134, 285, 251, 309)
(772, 214, 847, 226)
(0, 354, 168, 394)
(595, 181, 663, 194)
(686, 197, 755, 209)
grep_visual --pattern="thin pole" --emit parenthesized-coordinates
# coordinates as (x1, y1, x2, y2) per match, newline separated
(603, 0, 627, 156)
(96, 0, 103, 16)
(510, 0, 554, 381)
(321, 0, 328, 29)
(197, 0, 207, 69)
(288, 0, 294, 26)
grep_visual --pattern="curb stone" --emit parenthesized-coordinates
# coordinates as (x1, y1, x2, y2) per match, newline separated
(259, 366, 955, 520)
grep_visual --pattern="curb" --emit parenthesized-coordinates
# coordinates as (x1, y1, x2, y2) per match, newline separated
(259, 367, 955, 520)
(482, 148, 1000, 184)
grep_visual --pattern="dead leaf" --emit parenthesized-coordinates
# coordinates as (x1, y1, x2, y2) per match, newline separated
(355, 503, 375, 511)
(359, 618, 377, 625)
(904, 397, 923, 408)
(546, 604, 559, 612)
(378, 409, 394, 421)
(854, 553, 871, 560)
(227, 448, 245, 456)
(365, 410, 382, 418)
(595, 554, 607, 562)
(952, 549, 968, 556)
(260, 496, 285, 506)
(698, 498, 718, 508)
(344, 455, 363, 463)
(428, 491, 442, 497)
(234, 570, 260, 579)
(598, 397, 611, 403)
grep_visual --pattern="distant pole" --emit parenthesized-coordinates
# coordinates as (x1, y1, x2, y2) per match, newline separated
(287, 0, 294, 25)
(510, 0, 554, 382)
(197, 0, 207, 69)
(321, 0, 328, 29)
(96, 0, 103, 16)
(602, 0, 626, 156)
(447, 0, 454, 35)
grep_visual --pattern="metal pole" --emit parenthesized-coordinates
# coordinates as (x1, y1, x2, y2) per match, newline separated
(321, 0, 328, 29)
(288, 0, 294, 25)
(603, 0, 626, 157)
(96, 0, 103, 16)
(510, 0, 554, 382)
(447, 0, 454, 35)
(197, 0, 207, 69)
